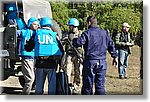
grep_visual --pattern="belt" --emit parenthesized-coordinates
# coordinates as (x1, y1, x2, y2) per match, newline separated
(38, 56, 49, 60)
(38, 55, 61, 60)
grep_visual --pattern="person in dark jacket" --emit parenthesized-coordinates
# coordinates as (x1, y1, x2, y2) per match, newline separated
(34, 17, 62, 95)
(135, 30, 143, 79)
(115, 22, 134, 79)
(73, 16, 118, 95)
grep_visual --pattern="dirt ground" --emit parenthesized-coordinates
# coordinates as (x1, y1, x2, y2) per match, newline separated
(0, 45, 143, 95)
(105, 45, 142, 95)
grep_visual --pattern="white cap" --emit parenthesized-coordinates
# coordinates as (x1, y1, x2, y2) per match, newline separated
(122, 22, 131, 28)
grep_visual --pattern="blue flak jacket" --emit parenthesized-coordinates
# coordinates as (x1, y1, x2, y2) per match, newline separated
(34, 29, 62, 57)
(7, 11, 17, 20)
(73, 26, 117, 60)
(19, 29, 35, 57)
(16, 17, 27, 30)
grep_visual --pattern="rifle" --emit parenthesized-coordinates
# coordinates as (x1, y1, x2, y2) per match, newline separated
(62, 37, 83, 64)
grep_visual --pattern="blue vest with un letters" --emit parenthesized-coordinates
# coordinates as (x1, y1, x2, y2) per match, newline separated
(20, 29, 35, 56)
(34, 29, 62, 56)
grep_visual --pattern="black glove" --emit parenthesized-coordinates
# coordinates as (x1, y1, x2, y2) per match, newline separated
(24, 34, 35, 52)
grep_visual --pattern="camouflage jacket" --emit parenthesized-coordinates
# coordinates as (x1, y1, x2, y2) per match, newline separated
(63, 30, 83, 56)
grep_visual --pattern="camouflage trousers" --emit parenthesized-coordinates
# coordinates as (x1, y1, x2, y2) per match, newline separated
(66, 55, 82, 88)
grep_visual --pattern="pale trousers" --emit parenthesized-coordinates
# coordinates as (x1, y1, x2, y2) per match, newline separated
(21, 58, 35, 95)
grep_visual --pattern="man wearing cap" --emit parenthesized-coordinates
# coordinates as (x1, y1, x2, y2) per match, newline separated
(115, 22, 134, 79)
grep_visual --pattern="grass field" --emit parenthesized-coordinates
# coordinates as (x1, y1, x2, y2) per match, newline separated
(105, 45, 142, 95)
(0, 45, 142, 95)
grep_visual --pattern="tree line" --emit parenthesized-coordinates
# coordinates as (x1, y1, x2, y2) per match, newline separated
(49, 0, 143, 38)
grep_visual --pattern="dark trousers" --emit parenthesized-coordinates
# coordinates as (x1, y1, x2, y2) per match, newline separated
(81, 59, 107, 95)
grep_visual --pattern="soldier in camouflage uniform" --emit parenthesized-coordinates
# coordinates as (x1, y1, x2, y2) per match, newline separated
(63, 18, 83, 94)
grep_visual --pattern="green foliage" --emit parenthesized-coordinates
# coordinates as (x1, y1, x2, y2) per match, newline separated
(101, 7, 142, 34)
(50, 1, 70, 31)
(49, 1, 143, 36)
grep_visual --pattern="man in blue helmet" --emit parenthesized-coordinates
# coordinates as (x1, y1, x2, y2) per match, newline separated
(73, 16, 118, 95)
(32, 17, 63, 95)
(5, 3, 17, 26)
(4, 4, 26, 72)
(15, 7, 27, 30)
(18, 17, 39, 94)
(63, 18, 83, 94)
(5, 4, 26, 29)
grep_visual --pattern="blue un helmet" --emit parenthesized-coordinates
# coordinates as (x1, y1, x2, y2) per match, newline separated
(6, 4, 17, 11)
(27, 17, 39, 28)
(40, 17, 53, 27)
(68, 18, 79, 26)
